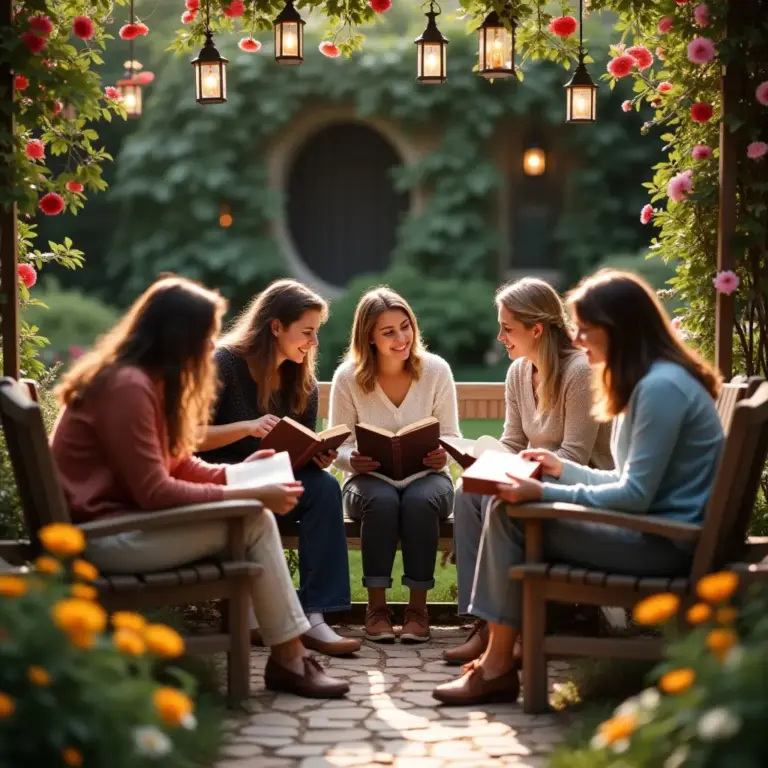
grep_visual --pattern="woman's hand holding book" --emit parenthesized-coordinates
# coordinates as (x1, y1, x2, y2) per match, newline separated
(423, 447, 448, 470)
(313, 449, 338, 470)
(350, 451, 380, 474)
(520, 448, 563, 478)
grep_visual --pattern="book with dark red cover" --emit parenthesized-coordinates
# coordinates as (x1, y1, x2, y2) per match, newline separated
(260, 417, 351, 470)
(355, 417, 440, 481)
(460, 449, 542, 496)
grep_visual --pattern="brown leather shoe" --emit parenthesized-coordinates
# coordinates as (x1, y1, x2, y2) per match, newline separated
(400, 607, 430, 643)
(264, 656, 349, 699)
(365, 607, 396, 643)
(301, 632, 361, 657)
(442, 620, 488, 665)
(432, 661, 520, 706)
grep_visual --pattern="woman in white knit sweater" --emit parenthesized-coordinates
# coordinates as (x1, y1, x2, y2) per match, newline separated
(329, 287, 461, 643)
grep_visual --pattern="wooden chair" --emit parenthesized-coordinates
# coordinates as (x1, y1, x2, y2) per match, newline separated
(0, 377, 262, 704)
(508, 381, 768, 713)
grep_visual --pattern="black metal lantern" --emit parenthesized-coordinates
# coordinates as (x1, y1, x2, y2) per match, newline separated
(117, 68, 142, 118)
(191, 29, 228, 104)
(478, 11, 515, 80)
(274, 0, 305, 65)
(564, 0, 597, 123)
(415, 1, 448, 84)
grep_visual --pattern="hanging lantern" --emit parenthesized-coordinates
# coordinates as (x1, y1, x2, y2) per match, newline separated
(191, 29, 228, 104)
(522, 146, 546, 176)
(415, 1, 448, 84)
(565, 54, 597, 123)
(274, 0, 305, 65)
(116, 60, 143, 118)
(478, 11, 515, 80)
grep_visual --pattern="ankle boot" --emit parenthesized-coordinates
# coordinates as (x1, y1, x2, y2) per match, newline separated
(442, 620, 488, 665)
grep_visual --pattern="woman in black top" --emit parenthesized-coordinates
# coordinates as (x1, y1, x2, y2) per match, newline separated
(198, 279, 358, 657)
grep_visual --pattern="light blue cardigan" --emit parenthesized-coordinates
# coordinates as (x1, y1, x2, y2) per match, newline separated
(541, 361, 724, 525)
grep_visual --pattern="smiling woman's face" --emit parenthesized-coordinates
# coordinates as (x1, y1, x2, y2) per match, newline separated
(273, 308, 322, 365)
(371, 309, 414, 361)
(496, 305, 540, 362)
(572, 310, 609, 365)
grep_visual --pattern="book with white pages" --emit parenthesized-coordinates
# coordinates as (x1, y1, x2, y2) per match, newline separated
(438, 435, 512, 470)
(224, 451, 296, 489)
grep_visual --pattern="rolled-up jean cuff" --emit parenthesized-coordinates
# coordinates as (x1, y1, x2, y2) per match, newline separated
(468, 601, 520, 629)
(403, 576, 436, 591)
(362, 576, 393, 588)
(303, 603, 351, 614)
(261, 616, 312, 648)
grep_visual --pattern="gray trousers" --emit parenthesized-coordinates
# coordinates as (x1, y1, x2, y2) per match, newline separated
(343, 473, 454, 591)
(469, 498, 693, 627)
(453, 485, 492, 616)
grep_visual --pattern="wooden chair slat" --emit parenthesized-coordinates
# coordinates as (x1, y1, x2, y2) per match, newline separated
(604, 574, 639, 591)
(547, 564, 572, 582)
(584, 570, 608, 587)
(567, 567, 588, 584)
(193, 563, 223, 583)
(636, 576, 672, 593)
(106, 574, 144, 591)
(221, 562, 264, 578)
(668, 577, 690, 595)
(176, 567, 201, 584)
(141, 571, 181, 588)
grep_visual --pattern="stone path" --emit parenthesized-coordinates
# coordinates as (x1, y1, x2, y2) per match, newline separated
(216, 628, 573, 768)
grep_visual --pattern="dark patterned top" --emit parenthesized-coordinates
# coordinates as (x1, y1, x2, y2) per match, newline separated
(197, 347, 319, 465)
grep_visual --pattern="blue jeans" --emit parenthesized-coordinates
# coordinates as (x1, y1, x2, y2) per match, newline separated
(469, 498, 692, 627)
(276, 463, 351, 614)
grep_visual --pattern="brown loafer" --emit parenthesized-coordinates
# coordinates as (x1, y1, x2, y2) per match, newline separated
(432, 661, 520, 706)
(400, 607, 430, 643)
(442, 620, 488, 665)
(365, 607, 396, 643)
(264, 656, 349, 699)
(301, 632, 361, 657)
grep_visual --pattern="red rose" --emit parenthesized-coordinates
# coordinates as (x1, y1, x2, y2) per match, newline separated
(66, 180, 84, 193)
(185, 0, 200, 9)
(549, 16, 578, 38)
(72, 16, 94, 40)
(134, 21, 149, 35)
(29, 15, 54, 36)
(52, 99, 63, 115)
(14, 74, 29, 91)
(690, 101, 714, 123)
(369, 0, 392, 12)
(136, 71, 155, 84)
(181, 10, 197, 23)
(238, 37, 261, 52)
(626, 45, 653, 71)
(38, 191, 65, 215)
(223, 0, 245, 17)
(119, 23, 141, 39)
(104, 86, 122, 101)
(20, 31, 46, 53)
(319, 41, 341, 58)
(25, 139, 45, 160)
(18, 264, 37, 288)
(607, 54, 635, 78)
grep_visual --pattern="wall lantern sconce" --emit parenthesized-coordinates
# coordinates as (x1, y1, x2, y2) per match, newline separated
(523, 146, 546, 176)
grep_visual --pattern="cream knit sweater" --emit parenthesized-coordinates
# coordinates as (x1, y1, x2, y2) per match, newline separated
(329, 352, 462, 488)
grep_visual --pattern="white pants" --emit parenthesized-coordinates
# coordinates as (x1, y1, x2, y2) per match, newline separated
(86, 508, 310, 647)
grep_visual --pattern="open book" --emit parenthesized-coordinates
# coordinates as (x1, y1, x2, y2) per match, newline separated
(355, 417, 440, 481)
(225, 451, 296, 488)
(439, 435, 512, 470)
(260, 417, 351, 471)
(460, 449, 542, 496)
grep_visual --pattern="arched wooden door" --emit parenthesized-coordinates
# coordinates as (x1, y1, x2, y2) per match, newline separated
(287, 122, 409, 288)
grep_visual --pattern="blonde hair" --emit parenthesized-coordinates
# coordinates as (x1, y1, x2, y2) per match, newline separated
(219, 279, 328, 414)
(495, 277, 578, 414)
(56, 276, 226, 457)
(347, 287, 425, 394)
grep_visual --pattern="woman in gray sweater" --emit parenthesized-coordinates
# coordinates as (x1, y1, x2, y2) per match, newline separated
(445, 277, 613, 665)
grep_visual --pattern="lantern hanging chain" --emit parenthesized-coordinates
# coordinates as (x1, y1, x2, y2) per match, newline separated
(578, 0, 583, 55)
(423, 0, 441, 16)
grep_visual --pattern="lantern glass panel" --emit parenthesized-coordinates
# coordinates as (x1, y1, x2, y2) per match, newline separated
(480, 26, 512, 72)
(418, 42, 445, 81)
(120, 83, 142, 117)
(196, 61, 226, 102)
(567, 85, 595, 122)
(276, 21, 302, 60)
(523, 148, 546, 176)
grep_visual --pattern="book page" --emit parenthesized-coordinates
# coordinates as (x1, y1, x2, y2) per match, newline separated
(440, 437, 476, 455)
(396, 417, 439, 436)
(225, 451, 295, 488)
(473, 435, 512, 458)
(319, 424, 352, 440)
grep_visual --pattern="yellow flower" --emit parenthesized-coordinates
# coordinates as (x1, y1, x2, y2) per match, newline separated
(153, 687, 193, 726)
(696, 571, 739, 604)
(144, 624, 185, 659)
(112, 611, 146, 633)
(0, 575, 27, 598)
(72, 559, 99, 582)
(38, 523, 85, 558)
(0, 692, 15, 719)
(632, 593, 680, 625)
(598, 713, 637, 744)
(71, 584, 98, 601)
(715, 607, 738, 624)
(69, 632, 96, 650)
(659, 668, 696, 695)
(62, 747, 83, 767)
(35, 555, 61, 575)
(686, 603, 712, 625)
(113, 629, 145, 656)
(27, 666, 51, 687)
(52, 598, 107, 636)
(706, 628, 738, 661)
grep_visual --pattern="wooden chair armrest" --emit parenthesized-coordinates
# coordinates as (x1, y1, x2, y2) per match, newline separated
(505, 501, 701, 542)
(78, 500, 264, 539)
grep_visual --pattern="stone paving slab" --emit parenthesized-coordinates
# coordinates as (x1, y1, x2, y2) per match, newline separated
(216, 628, 572, 768)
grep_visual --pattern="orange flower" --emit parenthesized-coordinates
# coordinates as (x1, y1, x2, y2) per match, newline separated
(62, 747, 83, 767)
(52, 598, 106, 636)
(696, 571, 738, 604)
(71, 584, 98, 601)
(113, 629, 145, 656)
(659, 668, 695, 694)
(35, 555, 61, 574)
(27, 666, 51, 686)
(38, 523, 85, 558)
(686, 603, 712, 625)
(715, 607, 738, 624)
(69, 632, 96, 650)
(0, 692, 15, 719)
(72, 559, 99, 582)
(632, 593, 680, 625)
(112, 611, 146, 633)
(0, 575, 27, 598)
(598, 713, 637, 744)
(144, 624, 185, 659)
(153, 686, 193, 726)
(706, 628, 738, 660)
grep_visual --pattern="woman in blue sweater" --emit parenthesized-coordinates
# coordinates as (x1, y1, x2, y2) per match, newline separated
(434, 269, 724, 706)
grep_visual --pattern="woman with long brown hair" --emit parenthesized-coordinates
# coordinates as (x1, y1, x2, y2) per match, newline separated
(52, 276, 348, 698)
(434, 269, 724, 706)
(197, 279, 358, 658)
(328, 287, 461, 644)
